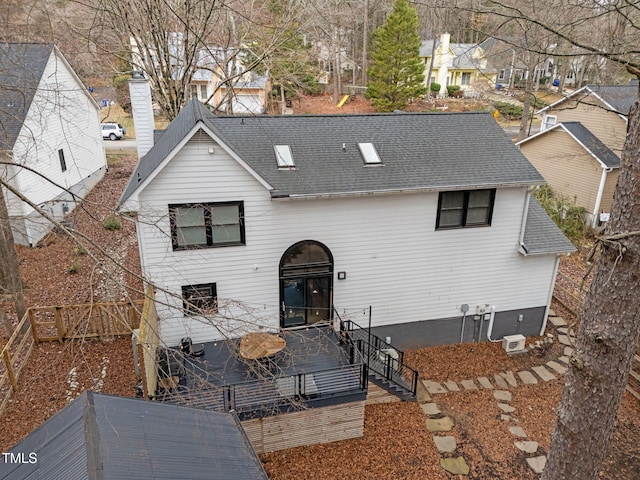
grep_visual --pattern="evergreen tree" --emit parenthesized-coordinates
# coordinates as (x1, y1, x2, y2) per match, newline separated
(365, 0, 426, 112)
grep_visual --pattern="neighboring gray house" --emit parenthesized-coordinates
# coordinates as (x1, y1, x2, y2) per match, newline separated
(3, 391, 268, 480)
(0, 43, 107, 246)
(119, 96, 574, 351)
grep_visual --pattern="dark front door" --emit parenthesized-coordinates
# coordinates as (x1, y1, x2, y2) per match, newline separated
(280, 241, 333, 328)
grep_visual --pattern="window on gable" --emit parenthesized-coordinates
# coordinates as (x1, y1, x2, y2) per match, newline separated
(541, 115, 557, 131)
(169, 202, 245, 250)
(436, 189, 495, 229)
(182, 283, 217, 315)
(58, 149, 67, 172)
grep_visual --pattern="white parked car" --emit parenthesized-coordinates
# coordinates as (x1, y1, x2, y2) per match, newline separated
(101, 122, 126, 140)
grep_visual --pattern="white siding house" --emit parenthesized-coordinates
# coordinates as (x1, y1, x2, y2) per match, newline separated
(119, 99, 574, 350)
(0, 43, 107, 246)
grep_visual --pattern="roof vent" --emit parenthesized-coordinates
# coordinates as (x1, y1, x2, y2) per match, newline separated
(358, 142, 382, 165)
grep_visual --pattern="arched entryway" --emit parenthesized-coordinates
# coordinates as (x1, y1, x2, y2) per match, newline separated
(280, 240, 333, 328)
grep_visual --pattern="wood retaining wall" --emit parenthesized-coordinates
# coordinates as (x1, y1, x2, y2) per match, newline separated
(242, 401, 365, 453)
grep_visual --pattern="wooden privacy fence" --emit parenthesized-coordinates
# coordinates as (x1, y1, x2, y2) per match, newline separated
(0, 313, 35, 415)
(29, 300, 143, 342)
(0, 299, 143, 417)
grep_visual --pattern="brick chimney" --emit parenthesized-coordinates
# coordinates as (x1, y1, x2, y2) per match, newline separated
(128, 71, 155, 159)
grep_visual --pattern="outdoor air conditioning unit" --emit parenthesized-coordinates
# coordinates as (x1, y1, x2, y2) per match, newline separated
(502, 334, 526, 353)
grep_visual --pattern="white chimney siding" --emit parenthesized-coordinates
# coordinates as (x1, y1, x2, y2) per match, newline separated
(128, 76, 155, 159)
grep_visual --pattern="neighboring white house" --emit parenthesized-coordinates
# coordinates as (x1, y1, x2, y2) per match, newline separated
(119, 97, 575, 350)
(0, 43, 107, 246)
(130, 35, 270, 115)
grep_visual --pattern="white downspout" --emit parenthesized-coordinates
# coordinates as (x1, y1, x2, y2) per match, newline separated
(518, 188, 534, 250)
(486, 306, 501, 342)
(539, 254, 562, 336)
(591, 167, 611, 228)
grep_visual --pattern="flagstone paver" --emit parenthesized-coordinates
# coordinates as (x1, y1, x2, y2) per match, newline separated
(508, 426, 527, 438)
(515, 440, 539, 453)
(498, 403, 516, 413)
(444, 380, 460, 392)
(477, 376, 494, 389)
(440, 457, 470, 475)
(433, 435, 457, 453)
(517, 370, 538, 384)
(493, 374, 509, 389)
(426, 417, 454, 432)
(532, 365, 556, 382)
(423, 380, 447, 395)
(493, 390, 512, 402)
(558, 334, 573, 346)
(498, 371, 518, 387)
(416, 382, 432, 403)
(547, 360, 567, 374)
(549, 316, 567, 327)
(421, 403, 441, 415)
(558, 356, 570, 365)
(500, 414, 515, 422)
(564, 346, 574, 356)
(460, 379, 478, 390)
(526, 456, 547, 474)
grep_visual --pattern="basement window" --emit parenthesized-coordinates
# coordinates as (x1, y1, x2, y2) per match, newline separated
(274, 145, 295, 168)
(358, 142, 382, 165)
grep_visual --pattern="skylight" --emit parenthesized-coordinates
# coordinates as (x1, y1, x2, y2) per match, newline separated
(358, 142, 382, 165)
(274, 145, 295, 168)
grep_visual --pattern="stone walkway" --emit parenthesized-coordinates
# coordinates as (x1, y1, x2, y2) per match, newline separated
(418, 311, 574, 476)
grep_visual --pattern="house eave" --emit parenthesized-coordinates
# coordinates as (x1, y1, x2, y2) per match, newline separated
(271, 181, 543, 200)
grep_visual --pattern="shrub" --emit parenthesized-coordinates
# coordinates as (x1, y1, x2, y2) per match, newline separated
(534, 185, 585, 246)
(495, 101, 523, 120)
(429, 83, 440, 97)
(446, 85, 461, 97)
(103, 214, 122, 231)
(68, 258, 81, 274)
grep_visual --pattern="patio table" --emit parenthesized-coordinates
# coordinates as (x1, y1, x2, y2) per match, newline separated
(239, 332, 286, 360)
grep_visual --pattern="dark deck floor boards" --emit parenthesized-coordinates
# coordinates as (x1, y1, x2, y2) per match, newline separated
(175, 325, 352, 388)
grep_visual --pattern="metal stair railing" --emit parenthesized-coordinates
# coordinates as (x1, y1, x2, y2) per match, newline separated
(338, 316, 418, 398)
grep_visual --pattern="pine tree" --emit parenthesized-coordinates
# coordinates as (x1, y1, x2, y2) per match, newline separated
(365, 0, 426, 112)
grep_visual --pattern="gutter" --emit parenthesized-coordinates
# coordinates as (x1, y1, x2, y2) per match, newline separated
(271, 182, 542, 200)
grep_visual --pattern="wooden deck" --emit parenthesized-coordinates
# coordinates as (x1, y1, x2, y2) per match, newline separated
(155, 325, 367, 418)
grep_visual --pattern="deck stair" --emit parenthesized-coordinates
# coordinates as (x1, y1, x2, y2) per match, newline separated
(339, 318, 418, 401)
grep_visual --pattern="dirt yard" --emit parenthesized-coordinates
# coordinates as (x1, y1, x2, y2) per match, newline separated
(1, 100, 638, 478)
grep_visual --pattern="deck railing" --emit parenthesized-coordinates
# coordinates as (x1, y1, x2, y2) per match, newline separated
(339, 318, 418, 398)
(158, 363, 368, 418)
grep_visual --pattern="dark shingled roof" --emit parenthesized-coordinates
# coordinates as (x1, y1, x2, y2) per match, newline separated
(560, 122, 620, 168)
(120, 98, 544, 203)
(522, 197, 576, 255)
(0, 43, 54, 151)
(3, 391, 268, 480)
(538, 80, 638, 117)
(585, 81, 638, 115)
